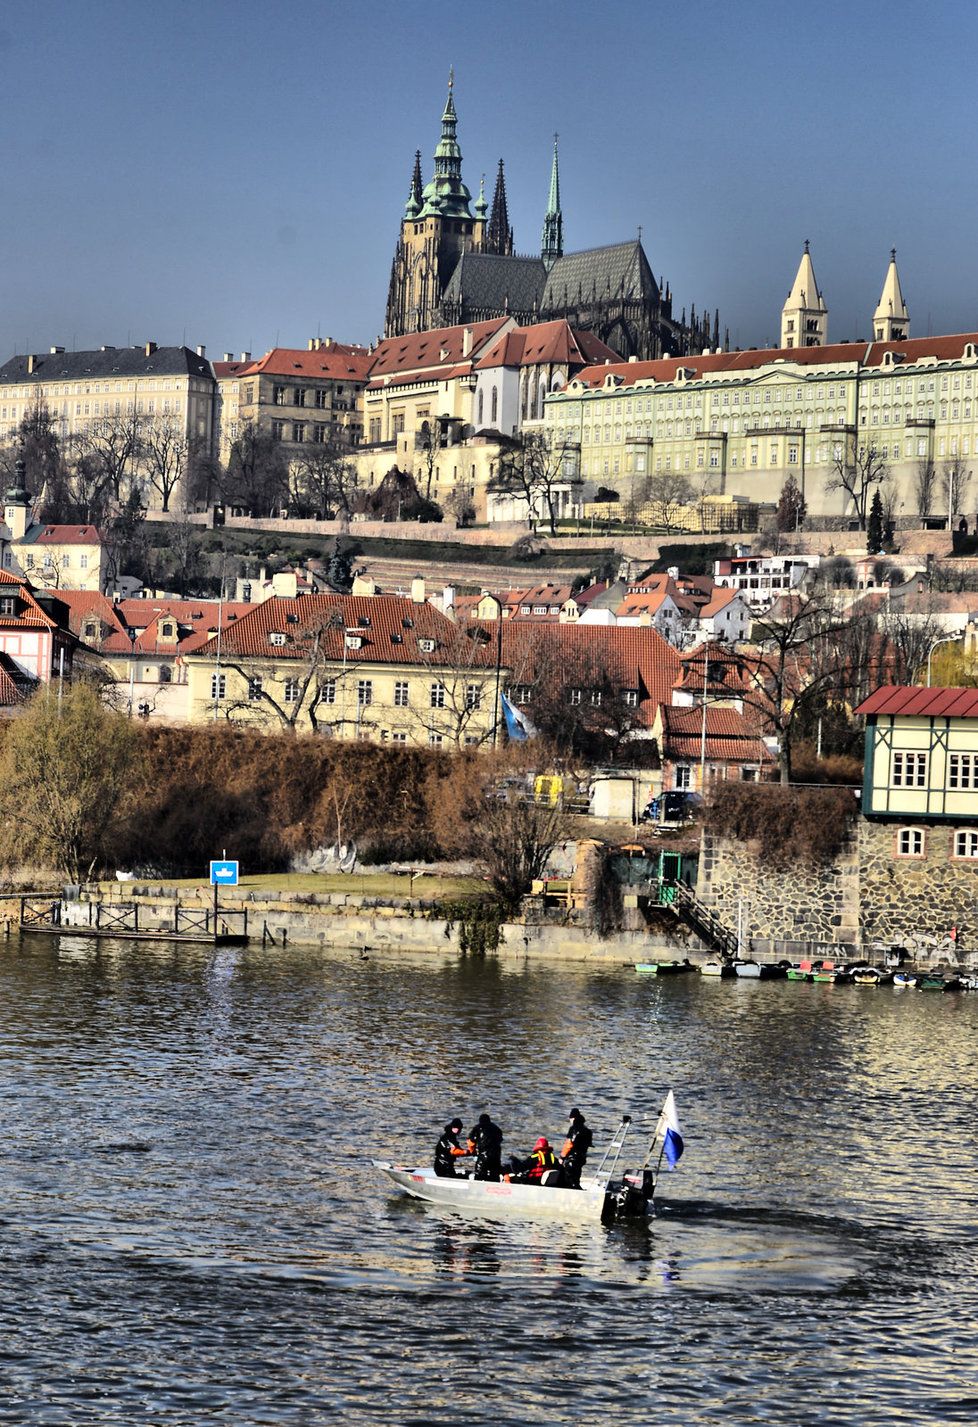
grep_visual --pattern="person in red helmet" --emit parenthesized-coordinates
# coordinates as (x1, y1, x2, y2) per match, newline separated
(507, 1135, 559, 1186)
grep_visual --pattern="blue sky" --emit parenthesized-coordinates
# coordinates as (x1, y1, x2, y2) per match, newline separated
(1, 0, 975, 360)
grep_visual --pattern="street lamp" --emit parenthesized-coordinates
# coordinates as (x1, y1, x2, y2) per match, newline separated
(127, 628, 137, 718)
(926, 632, 961, 687)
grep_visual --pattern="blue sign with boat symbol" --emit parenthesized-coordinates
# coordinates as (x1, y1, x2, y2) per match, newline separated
(210, 860, 239, 886)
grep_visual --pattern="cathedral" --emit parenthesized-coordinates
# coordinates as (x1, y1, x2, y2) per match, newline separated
(384, 76, 722, 361)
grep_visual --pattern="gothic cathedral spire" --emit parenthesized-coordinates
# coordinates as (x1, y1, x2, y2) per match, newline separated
(486, 159, 513, 255)
(541, 134, 563, 270)
(873, 248, 910, 341)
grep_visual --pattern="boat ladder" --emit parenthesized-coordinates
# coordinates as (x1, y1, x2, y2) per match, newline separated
(589, 1115, 632, 1185)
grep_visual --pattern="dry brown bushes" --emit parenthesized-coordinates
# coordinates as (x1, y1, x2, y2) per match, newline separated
(706, 782, 860, 866)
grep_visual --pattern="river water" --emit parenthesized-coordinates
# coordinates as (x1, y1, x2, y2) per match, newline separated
(2, 933, 977, 1424)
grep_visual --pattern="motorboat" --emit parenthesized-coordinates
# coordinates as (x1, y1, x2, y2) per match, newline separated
(377, 1097, 685, 1225)
(811, 960, 840, 983)
(634, 960, 694, 975)
(733, 960, 785, 980)
(700, 959, 736, 978)
(893, 971, 918, 989)
(852, 966, 891, 986)
(733, 959, 762, 979)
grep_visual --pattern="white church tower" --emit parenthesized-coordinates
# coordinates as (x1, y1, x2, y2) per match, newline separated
(781, 241, 828, 348)
(873, 248, 909, 341)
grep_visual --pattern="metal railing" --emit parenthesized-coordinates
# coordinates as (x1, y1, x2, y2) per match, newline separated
(664, 879, 739, 958)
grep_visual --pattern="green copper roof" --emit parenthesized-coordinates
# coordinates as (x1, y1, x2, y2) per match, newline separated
(418, 71, 473, 220)
(542, 136, 563, 266)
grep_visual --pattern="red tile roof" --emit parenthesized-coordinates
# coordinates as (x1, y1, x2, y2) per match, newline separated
(192, 594, 498, 668)
(474, 321, 618, 371)
(855, 686, 978, 718)
(566, 332, 978, 391)
(213, 361, 250, 379)
(493, 621, 681, 724)
(0, 571, 58, 628)
(238, 346, 372, 382)
(98, 598, 255, 656)
(22, 524, 102, 547)
(52, 590, 126, 640)
(657, 703, 773, 763)
(368, 319, 509, 380)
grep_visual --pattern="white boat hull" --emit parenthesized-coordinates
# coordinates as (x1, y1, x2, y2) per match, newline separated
(376, 1161, 612, 1221)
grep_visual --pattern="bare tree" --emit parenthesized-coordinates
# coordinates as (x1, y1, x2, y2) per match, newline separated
(913, 458, 936, 520)
(224, 420, 289, 516)
(489, 431, 574, 536)
(744, 592, 866, 783)
(72, 409, 145, 503)
(879, 608, 946, 684)
(471, 793, 567, 912)
(644, 471, 696, 531)
(219, 608, 348, 733)
(142, 417, 194, 512)
(290, 439, 359, 517)
(940, 456, 971, 527)
(826, 443, 889, 530)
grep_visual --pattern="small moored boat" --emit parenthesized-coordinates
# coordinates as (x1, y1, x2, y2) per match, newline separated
(893, 971, 918, 989)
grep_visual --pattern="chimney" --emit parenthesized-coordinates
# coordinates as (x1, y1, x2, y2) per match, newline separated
(144, 341, 157, 357)
(462, 326, 473, 357)
(223, 352, 233, 362)
(442, 585, 455, 611)
(239, 351, 251, 362)
(196, 344, 206, 357)
(49, 345, 65, 355)
(410, 575, 425, 604)
(628, 355, 638, 363)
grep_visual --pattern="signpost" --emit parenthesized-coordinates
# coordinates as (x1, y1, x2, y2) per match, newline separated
(209, 860, 239, 934)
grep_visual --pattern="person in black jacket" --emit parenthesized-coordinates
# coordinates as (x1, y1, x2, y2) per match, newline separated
(434, 1117, 470, 1178)
(560, 1108, 593, 1188)
(467, 1112, 503, 1181)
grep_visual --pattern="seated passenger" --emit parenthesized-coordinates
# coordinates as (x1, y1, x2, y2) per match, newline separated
(508, 1136, 560, 1186)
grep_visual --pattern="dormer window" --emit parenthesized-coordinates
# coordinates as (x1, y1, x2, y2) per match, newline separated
(0, 595, 17, 616)
(160, 622, 175, 638)
(269, 631, 287, 646)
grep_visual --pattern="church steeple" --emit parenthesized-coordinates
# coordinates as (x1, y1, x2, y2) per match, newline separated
(781, 240, 827, 348)
(404, 150, 423, 219)
(541, 134, 563, 269)
(873, 248, 909, 341)
(418, 68, 473, 219)
(486, 159, 513, 255)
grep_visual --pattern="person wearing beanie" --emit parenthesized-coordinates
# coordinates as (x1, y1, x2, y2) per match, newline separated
(433, 1116, 471, 1178)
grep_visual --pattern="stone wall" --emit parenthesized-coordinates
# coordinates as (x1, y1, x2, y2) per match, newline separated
(697, 828, 861, 959)
(858, 820, 977, 963)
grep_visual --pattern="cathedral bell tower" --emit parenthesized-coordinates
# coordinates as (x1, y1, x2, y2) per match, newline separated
(385, 71, 486, 337)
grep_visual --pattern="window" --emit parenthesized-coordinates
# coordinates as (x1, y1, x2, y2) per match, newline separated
(357, 679, 373, 706)
(284, 678, 300, 703)
(394, 680, 409, 707)
(248, 677, 263, 700)
(80, 554, 88, 570)
(465, 683, 482, 710)
(589, 689, 603, 707)
(948, 753, 977, 789)
(320, 678, 336, 705)
(430, 682, 446, 708)
(271, 421, 284, 441)
(273, 385, 286, 406)
(210, 673, 225, 700)
(623, 690, 639, 708)
(315, 389, 328, 409)
(292, 423, 305, 444)
(953, 829, 978, 859)
(675, 765, 692, 789)
(514, 684, 532, 705)
(294, 388, 306, 407)
(896, 828, 925, 858)
(0, 596, 16, 616)
(428, 732, 444, 746)
(891, 751, 927, 787)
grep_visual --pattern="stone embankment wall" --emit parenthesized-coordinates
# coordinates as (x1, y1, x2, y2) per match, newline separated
(697, 820, 978, 965)
(697, 829, 861, 959)
(58, 883, 686, 965)
(858, 821, 976, 959)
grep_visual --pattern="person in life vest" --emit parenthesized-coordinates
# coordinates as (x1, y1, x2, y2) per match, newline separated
(560, 1108, 593, 1189)
(507, 1136, 559, 1186)
(467, 1112, 504, 1181)
(434, 1117, 471, 1178)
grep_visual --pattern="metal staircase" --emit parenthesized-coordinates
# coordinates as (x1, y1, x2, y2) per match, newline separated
(664, 879, 739, 958)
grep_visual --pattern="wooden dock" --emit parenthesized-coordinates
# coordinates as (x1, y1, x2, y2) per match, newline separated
(18, 896, 249, 946)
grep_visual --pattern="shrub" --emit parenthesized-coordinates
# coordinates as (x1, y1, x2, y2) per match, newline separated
(706, 782, 859, 865)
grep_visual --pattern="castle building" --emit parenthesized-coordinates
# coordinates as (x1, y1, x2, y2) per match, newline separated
(385, 76, 720, 362)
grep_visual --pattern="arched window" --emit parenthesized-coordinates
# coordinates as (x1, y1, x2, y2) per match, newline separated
(491, 387, 498, 424)
(159, 665, 172, 684)
(538, 377, 547, 417)
(477, 389, 484, 426)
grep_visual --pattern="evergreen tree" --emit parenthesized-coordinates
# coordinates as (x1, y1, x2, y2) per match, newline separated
(867, 489, 885, 552)
(776, 474, 806, 532)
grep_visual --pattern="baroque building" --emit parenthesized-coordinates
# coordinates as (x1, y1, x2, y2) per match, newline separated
(385, 76, 720, 362)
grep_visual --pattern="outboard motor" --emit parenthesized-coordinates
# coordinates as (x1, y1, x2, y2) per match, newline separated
(603, 1169, 655, 1221)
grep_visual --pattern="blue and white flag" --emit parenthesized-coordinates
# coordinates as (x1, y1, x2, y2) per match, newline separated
(657, 1090, 684, 1168)
(500, 692, 538, 741)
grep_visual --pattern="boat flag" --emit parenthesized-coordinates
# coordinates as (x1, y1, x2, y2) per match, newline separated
(656, 1090, 684, 1168)
(500, 692, 538, 741)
